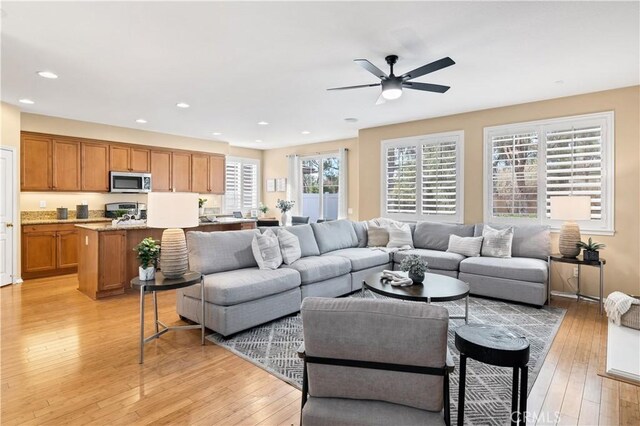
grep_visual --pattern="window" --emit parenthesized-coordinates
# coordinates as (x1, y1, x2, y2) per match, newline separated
(381, 131, 464, 223)
(484, 111, 614, 234)
(224, 157, 260, 213)
(301, 155, 340, 223)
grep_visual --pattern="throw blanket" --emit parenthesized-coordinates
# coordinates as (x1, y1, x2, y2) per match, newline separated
(381, 269, 413, 287)
(371, 246, 411, 254)
(604, 291, 640, 325)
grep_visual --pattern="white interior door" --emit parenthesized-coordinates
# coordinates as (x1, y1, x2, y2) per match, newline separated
(0, 148, 15, 286)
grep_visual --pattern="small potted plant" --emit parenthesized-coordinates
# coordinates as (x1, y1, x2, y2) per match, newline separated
(133, 237, 160, 281)
(258, 202, 269, 218)
(276, 199, 295, 226)
(577, 237, 605, 261)
(400, 254, 428, 284)
(198, 198, 207, 217)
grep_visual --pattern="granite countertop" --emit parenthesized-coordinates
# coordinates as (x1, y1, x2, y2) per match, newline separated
(22, 218, 113, 225)
(75, 218, 257, 232)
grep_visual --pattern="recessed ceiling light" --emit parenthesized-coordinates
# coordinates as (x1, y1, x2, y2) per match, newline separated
(255, 139, 263, 143)
(37, 71, 58, 79)
(136, 119, 147, 123)
(257, 121, 269, 126)
(301, 131, 311, 135)
(554, 80, 564, 84)
(344, 117, 358, 123)
(176, 102, 190, 108)
(19, 98, 35, 104)
(212, 132, 222, 136)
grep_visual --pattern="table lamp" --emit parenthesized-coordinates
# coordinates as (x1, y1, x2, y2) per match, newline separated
(146, 192, 199, 279)
(550, 195, 591, 258)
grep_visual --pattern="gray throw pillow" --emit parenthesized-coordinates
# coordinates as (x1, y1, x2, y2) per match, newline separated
(481, 225, 513, 258)
(447, 235, 483, 257)
(278, 229, 302, 265)
(367, 223, 389, 247)
(251, 229, 283, 269)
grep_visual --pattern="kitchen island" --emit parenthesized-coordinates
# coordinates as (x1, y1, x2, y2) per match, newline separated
(75, 219, 257, 299)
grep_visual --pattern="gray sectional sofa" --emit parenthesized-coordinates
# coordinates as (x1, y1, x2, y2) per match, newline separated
(177, 219, 550, 336)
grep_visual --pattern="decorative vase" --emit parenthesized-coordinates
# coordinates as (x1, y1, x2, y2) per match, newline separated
(281, 211, 292, 226)
(408, 271, 425, 284)
(559, 221, 581, 257)
(583, 250, 599, 261)
(159, 228, 189, 279)
(139, 265, 155, 281)
(198, 207, 204, 217)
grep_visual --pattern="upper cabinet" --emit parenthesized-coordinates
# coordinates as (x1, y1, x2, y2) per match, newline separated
(21, 132, 228, 194)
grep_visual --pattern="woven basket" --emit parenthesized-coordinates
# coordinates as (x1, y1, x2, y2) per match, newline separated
(621, 301, 640, 331)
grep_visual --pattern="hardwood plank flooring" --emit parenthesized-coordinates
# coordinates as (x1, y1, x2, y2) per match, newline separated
(1, 275, 638, 425)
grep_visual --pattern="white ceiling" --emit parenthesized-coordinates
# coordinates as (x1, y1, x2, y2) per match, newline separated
(1, 1, 638, 149)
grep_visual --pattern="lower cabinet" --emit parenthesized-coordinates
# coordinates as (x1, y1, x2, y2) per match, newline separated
(78, 229, 127, 299)
(22, 224, 79, 279)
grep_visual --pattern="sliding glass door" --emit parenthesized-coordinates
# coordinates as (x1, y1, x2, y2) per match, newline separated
(301, 155, 340, 223)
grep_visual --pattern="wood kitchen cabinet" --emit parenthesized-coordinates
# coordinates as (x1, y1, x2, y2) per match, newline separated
(172, 152, 192, 192)
(78, 228, 128, 299)
(191, 154, 225, 194)
(21, 134, 52, 190)
(52, 139, 81, 191)
(22, 224, 79, 279)
(110, 145, 150, 172)
(151, 150, 172, 191)
(81, 142, 110, 191)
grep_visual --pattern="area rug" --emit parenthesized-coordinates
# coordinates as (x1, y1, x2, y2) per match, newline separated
(207, 291, 565, 425)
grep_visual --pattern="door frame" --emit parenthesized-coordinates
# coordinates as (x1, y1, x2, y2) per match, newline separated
(1, 146, 21, 285)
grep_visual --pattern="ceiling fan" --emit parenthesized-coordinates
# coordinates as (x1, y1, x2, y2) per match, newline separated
(328, 55, 455, 104)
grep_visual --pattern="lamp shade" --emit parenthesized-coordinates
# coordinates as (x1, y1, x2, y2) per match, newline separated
(550, 196, 591, 221)
(146, 192, 199, 229)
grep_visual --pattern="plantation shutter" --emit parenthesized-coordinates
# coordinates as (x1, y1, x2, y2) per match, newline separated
(545, 124, 603, 219)
(422, 140, 458, 215)
(224, 161, 242, 211)
(385, 145, 417, 214)
(241, 163, 258, 209)
(490, 131, 539, 218)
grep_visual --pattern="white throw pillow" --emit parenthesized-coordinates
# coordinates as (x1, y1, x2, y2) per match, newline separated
(481, 225, 514, 258)
(277, 229, 302, 265)
(447, 235, 483, 257)
(387, 222, 414, 249)
(251, 229, 283, 269)
(367, 222, 389, 247)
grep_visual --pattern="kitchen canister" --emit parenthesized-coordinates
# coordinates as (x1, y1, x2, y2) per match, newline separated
(76, 205, 89, 219)
(57, 208, 68, 220)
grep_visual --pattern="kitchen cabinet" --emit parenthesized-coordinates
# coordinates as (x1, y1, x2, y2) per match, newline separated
(82, 142, 110, 191)
(78, 228, 127, 299)
(191, 154, 225, 194)
(151, 150, 172, 192)
(52, 139, 81, 191)
(22, 224, 79, 279)
(172, 152, 191, 192)
(110, 145, 150, 172)
(21, 134, 52, 190)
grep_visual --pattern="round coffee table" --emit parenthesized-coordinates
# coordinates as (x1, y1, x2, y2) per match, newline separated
(362, 272, 470, 323)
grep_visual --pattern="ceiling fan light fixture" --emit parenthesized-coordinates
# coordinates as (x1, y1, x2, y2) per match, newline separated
(381, 79, 403, 100)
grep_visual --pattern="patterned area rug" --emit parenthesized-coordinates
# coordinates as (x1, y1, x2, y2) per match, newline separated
(207, 291, 565, 425)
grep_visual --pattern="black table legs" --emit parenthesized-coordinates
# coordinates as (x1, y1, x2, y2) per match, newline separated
(457, 355, 528, 426)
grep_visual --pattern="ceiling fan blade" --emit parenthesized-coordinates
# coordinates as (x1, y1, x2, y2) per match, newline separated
(327, 83, 381, 91)
(401, 57, 455, 81)
(354, 59, 388, 79)
(403, 82, 450, 93)
(375, 93, 386, 105)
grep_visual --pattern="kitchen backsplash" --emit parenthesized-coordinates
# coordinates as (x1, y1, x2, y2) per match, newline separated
(21, 209, 106, 221)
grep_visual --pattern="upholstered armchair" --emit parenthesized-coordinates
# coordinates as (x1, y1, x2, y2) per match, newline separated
(298, 297, 454, 425)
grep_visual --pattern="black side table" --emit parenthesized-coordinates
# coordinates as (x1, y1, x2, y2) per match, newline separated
(455, 324, 530, 426)
(131, 271, 204, 364)
(548, 254, 606, 314)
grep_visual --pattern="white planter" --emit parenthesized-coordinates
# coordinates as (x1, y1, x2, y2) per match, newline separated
(139, 265, 155, 281)
(281, 211, 292, 226)
(198, 207, 205, 217)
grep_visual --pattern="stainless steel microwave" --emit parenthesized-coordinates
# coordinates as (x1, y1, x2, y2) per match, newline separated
(109, 171, 152, 193)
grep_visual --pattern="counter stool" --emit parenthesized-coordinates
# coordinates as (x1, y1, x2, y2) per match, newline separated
(455, 324, 530, 426)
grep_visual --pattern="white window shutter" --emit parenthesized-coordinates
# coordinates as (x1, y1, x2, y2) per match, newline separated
(224, 161, 242, 212)
(422, 140, 458, 216)
(385, 145, 417, 214)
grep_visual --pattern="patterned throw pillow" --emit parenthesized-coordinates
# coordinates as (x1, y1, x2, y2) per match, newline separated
(251, 229, 283, 269)
(367, 223, 389, 247)
(278, 229, 302, 265)
(387, 222, 414, 249)
(481, 225, 514, 258)
(446, 234, 483, 257)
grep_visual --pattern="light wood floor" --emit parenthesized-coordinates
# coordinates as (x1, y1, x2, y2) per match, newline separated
(1, 275, 638, 425)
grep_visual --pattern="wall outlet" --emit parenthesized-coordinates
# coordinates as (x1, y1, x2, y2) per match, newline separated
(348, 208, 353, 215)
(39, 200, 46, 208)
(573, 267, 579, 277)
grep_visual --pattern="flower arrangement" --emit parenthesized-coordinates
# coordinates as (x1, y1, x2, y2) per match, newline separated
(400, 254, 428, 283)
(276, 199, 295, 213)
(198, 198, 207, 208)
(258, 202, 269, 215)
(133, 237, 160, 268)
